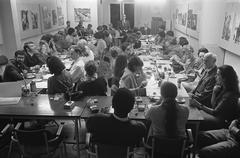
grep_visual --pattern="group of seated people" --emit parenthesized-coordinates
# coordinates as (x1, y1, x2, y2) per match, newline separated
(0, 21, 240, 158)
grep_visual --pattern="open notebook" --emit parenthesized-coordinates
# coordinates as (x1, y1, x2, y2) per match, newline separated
(0, 81, 23, 105)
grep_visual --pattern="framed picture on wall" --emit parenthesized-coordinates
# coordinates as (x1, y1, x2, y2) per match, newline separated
(74, 8, 91, 22)
(17, 3, 41, 39)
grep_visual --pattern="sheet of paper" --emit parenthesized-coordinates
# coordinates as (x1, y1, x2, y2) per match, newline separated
(0, 97, 21, 105)
(0, 81, 23, 97)
(36, 81, 48, 89)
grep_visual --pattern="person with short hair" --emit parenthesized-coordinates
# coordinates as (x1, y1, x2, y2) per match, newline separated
(66, 28, 78, 45)
(86, 24, 94, 36)
(119, 56, 147, 96)
(94, 31, 107, 59)
(146, 82, 189, 138)
(77, 61, 107, 96)
(64, 21, 71, 35)
(47, 56, 72, 95)
(0, 55, 23, 82)
(69, 45, 85, 83)
(190, 52, 217, 108)
(77, 39, 94, 63)
(86, 88, 146, 145)
(23, 41, 44, 68)
(11, 50, 29, 74)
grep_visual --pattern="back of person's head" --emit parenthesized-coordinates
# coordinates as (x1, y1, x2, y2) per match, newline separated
(94, 31, 104, 39)
(121, 42, 131, 52)
(71, 45, 86, 56)
(114, 54, 127, 79)
(161, 81, 178, 99)
(204, 52, 217, 67)
(23, 41, 34, 52)
(47, 56, 65, 75)
(218, 65, 240, 94)
(77, 39, 87, 47)
(110, 46, 122, 59)
(160, 81, 178, 138)
(87, 24, 92, 28)
(97, 25, 103, 31)
(66, 21, 70, 24)
(0, 55, 8, 66)
(67, 27, 75, 35)
(112, 88, 135, 117)
(102, 25, 108, 30)
(158, 31, 165, 38)
(166, 30, 174, 37)
(85, 61, 97, 77)
(198, 47, 209, 56)
(102, 30, 110, 38)
(40, 34, 53, 44)
(15, 50, 25, 57)
(128, 56, 143, 72)
(178, 37, 189, 47)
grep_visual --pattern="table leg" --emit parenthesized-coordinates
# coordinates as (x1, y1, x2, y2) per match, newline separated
(75, 118, 81, 158)
(193, 121, 200, 158)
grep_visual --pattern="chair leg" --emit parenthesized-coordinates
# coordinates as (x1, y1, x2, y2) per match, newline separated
(7, 141, 13, 158)
(63, 142, 68, 158)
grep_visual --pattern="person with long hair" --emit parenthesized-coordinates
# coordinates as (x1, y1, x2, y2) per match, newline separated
(192, 65, 240, 130)
(111, 54, 128, 95)
(145, 81, 189, 138)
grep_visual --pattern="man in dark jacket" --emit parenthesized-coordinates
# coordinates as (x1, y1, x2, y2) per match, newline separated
(0, 55, 23, 82)
(11, 50, 29, 74)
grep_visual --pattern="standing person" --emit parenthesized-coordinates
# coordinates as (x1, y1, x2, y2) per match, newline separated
(118, 14, 130, 31)
(146, 82, 189, 138)
(75, 21, 85, 37)
(86, 88, 146, 146)
(0, 55, 23, 82)
(85, 24, 94, 36)
(64, 21, 71, 35)
(47, 56, 73, 95)
(191, 65, 240, 130)
(94, 31, 107, 60)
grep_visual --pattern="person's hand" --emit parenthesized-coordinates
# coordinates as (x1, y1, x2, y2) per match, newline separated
(140, 81, 148, 88)
(111, 84, 118, 92)
(189, 98, 202, 109)
(229, 119, 238, 130)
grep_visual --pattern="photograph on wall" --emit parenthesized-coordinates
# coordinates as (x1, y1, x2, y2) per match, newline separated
(42, 6, 52, 30)
(21, 10, 29, 31)
(30, 11, 38, 29)
(232, 9, 240, 44)
(57, 7, 64, 26)
(182, 13, 187, 26)
(52, 9, 57, 25)
(74, 8, 91, 22)
(222, 13, 233, 41)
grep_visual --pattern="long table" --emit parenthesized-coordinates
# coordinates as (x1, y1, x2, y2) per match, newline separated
(0, 95, 84, 158)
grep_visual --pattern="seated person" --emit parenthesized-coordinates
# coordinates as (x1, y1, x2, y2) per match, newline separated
(146, 82, 189, 139)
(11, 50, 29, 74)
(86, 88, 146, 145)
(65, 28, 78, 45)
(85, 24, 94, 36)
(69, 45, 85, 83)
(47, 56, 73, 95)
(191, 65, 240, 130)
(190, 52, 217, 108)
(133, 31, 142, 49)
(111, 55, 128, 95)
(97, 56, 112, 81)
(77, 61, 107, 96)
(162, 30, 178, 56)
(0, 55, 23, 82)
(119, 56, 147, 96)
(77, 39, 94, 63)
(23, 42, 44, 72)
(154, 31, 165, 46)
(198, 118, 240, 158)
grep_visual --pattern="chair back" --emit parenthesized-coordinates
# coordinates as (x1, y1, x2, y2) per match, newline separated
(96, 144, 133, 158)
(151, 136, 186, 158)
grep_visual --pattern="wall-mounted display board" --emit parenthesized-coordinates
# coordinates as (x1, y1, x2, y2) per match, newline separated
(219, 2, 240, 56)
(173, 0, 201, 39)
(17, 0, 66, 39)
(17, 3, 41, 39)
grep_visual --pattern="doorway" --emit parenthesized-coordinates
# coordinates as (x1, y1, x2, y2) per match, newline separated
(110, 4, 120, 28)
(124, 3, 134, 29)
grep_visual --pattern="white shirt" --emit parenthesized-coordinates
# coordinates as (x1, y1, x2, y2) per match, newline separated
(69, 57, 85, 83)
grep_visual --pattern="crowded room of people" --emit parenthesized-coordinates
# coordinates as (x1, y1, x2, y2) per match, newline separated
(0, 0, 240, 158)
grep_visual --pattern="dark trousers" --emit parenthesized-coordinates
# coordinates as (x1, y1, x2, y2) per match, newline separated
(198, 129, 240, 158)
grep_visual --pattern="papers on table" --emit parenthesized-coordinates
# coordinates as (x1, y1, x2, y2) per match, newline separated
(0, 81, 23, 105)
(36, 81, 48, 89)
(0, 97, 21, 105)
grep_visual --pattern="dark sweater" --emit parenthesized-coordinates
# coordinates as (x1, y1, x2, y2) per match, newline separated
(86, 113, 146, 145)
(0, 64, 23, 82)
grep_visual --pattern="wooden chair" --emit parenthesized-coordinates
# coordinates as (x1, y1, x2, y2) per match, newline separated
(85, 133, 135, 158)
(8, 122, 66, 158)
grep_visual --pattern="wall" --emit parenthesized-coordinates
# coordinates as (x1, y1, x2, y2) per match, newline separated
(99, 0, 171, 29)
(0, 0, 67, 58)
(67, 0, 98, 31)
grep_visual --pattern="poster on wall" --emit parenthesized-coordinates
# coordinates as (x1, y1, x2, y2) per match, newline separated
(42, 6, 52, 30)
(187, 9, 197, 31)
(219, 2, 240, 57)
(57, 7, 64, 26)
(18, 3, 41, 39)
(74, 8, 91, 22)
